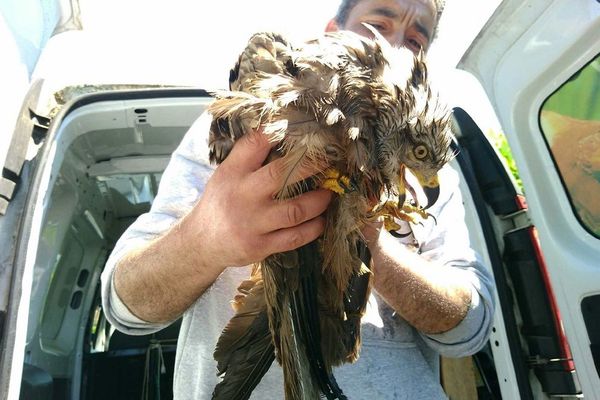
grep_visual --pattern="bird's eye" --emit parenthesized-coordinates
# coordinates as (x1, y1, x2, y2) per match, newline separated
(414, 145, 428, 159)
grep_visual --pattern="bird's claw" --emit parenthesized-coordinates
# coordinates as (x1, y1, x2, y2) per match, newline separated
(321, 168, 356, 194)
(398, 203, 432, 223)
(371, 200, 435, 230)
(383, 215, 401, 232)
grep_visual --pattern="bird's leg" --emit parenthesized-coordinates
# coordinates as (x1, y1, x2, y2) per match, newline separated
(320, 168, 356, 194)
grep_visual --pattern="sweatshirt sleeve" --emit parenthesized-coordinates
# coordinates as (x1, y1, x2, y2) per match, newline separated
(100, 112, 215, 335)
(412, 165, 497, 357)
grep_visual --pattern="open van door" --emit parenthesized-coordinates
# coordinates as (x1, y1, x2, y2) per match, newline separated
(460, 0, 600, 397)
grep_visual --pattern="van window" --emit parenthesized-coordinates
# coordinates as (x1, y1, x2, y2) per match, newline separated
(540, 54, 600, 237)
(97, 173, 162, 207)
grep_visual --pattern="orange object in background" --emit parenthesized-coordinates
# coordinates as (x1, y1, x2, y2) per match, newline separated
(541, 110, 600, 234)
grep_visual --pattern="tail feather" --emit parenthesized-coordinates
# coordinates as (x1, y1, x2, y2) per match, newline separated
(341, 244, 372, 361)
(293, 241, 348, 400)
(263, 253, 322, 400)
(318, 240, 372, 368)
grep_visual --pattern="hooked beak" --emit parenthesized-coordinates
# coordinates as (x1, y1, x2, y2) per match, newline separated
(413, 172, 440, 209)
(422, 184, 440, 209)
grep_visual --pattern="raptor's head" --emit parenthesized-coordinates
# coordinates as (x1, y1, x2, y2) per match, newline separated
(371, 31, 454, 210)
(399, 95, 453, 209)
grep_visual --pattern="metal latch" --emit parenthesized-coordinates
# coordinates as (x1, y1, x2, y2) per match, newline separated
(528, 355, 573, 367)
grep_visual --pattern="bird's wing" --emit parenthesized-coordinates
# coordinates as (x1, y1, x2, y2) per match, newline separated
(212, 267, 275, 400)
(229, 32, 295, 92)
(209, 32, 294, 165)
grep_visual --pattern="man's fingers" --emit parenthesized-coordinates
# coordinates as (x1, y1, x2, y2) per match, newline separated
(251, 155, 326, 195)
(224, 129, 273, 172)
(261, 189, 332, 232)
(263, 216, 327, 254)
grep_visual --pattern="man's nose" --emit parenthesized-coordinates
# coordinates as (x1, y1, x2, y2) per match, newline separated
(388, 31, 406, 48)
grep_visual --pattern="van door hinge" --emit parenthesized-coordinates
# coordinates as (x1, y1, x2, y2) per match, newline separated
(31, 110, 51, 144)
(503, 208, 532, 233)
(0, 178, 16, 215)
(1, 79, 49, 216)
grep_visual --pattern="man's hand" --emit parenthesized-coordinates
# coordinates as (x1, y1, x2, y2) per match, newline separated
(114, 130, 332, 323)
(182, 129, 333, 270)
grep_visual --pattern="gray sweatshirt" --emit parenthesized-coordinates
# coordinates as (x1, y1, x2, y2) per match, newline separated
(101, 112, 496, 399)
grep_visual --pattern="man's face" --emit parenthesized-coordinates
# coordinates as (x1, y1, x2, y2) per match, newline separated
(337, 0, 437, 54)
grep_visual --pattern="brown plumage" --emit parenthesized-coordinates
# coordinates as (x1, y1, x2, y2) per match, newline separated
(208, 27, 453, 400)
(211, 265, 275, 400)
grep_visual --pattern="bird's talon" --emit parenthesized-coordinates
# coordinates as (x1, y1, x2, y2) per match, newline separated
(389, 229, 412, 238)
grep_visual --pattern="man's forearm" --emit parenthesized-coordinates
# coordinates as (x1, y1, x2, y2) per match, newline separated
(113, 216, 225, 323)
(368, 230, 472, 334)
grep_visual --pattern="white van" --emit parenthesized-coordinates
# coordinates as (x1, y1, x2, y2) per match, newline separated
(1, 0, 599, 399)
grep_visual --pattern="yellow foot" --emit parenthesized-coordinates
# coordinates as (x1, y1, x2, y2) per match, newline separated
(371, 201, 433, 227)
(321, 168, 354, 194)
(399, 203, 432, 222)
(383, 215, 401, 232)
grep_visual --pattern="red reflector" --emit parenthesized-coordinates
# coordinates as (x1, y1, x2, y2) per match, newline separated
(516, 194, 528, 210)
(528, 226, 576, 371)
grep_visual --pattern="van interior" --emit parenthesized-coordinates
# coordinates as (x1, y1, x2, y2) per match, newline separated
(20, 91, 208, 400)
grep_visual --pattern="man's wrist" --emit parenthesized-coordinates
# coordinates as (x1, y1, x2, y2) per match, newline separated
(175, 214, 228, 281)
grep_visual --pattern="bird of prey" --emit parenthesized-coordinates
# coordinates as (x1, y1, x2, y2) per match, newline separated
(207, 27, 453, 400)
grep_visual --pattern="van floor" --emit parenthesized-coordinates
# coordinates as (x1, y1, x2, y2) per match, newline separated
(82, 318, 181, 400)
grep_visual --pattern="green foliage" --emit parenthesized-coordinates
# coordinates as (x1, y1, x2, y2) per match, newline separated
(543, 57, 600, 121)
(486, 128, 523, 192)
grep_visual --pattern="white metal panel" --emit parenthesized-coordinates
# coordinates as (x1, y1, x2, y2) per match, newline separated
(460, 0, 600, 397)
